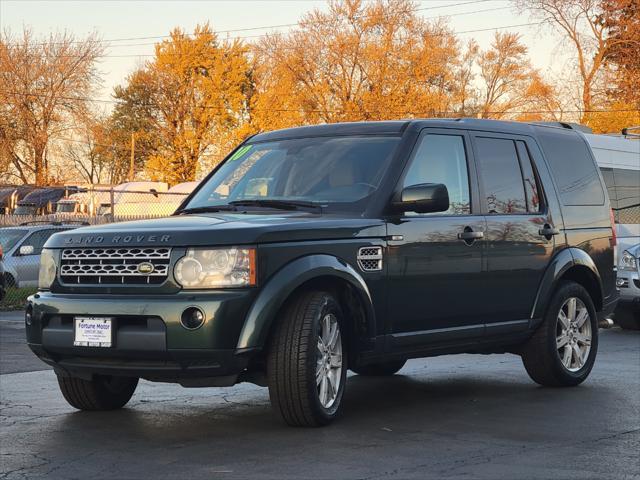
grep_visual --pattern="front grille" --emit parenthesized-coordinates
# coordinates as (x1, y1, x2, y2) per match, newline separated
(357, 246, 383, 272)
(60, 247, 171, 285)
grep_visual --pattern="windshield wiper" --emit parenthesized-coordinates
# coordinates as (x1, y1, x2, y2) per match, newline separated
(176, 204, 238, 215)
(228, 199, 322, 212)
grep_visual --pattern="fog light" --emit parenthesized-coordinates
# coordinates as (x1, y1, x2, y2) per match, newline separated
(181, 307, 205, 330)
(616, 278, 629, 288)
(25, 306, 33, 326)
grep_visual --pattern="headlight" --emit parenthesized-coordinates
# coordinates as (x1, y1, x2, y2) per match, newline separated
(174, 247, 256, 289)
(38, 249, 57, 289)
(620, 250, 637, 271)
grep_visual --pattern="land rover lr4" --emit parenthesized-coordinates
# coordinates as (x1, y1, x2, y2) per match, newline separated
(26, 119, 618, 426)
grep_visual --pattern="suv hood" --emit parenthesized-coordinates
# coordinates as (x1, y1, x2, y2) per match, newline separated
(45, 212, 386, 248)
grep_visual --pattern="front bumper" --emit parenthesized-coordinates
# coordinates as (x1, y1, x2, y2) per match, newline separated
(25, 290, 259, 384)
(616, 267, 640, 309)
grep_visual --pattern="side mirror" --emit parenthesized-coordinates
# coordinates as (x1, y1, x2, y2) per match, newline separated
(392, 183, 450, 214)
(19, 245, 34, 256)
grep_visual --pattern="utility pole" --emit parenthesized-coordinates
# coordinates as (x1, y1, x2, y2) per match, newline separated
(129, 132, 136, 181)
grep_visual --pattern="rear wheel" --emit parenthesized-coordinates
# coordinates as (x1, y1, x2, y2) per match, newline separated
(614, 308, 640, 330)
(351, 360, 406, 376)
(267, 290, 346, 427)
(57, 374, 138, 410)
(521, 281, 598, 387)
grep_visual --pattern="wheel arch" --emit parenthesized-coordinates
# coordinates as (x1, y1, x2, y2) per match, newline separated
(236, 254, 376, 352)
(532, 247, 603, 321)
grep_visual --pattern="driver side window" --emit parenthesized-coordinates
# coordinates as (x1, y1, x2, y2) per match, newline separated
(403, 134, 471, 215)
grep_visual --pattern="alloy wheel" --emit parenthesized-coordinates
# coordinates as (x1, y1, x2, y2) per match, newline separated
(316, 313, 343, 408)
(556, 297, 592, 372)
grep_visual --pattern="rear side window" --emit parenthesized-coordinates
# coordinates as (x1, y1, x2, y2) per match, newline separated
(537, 129, 604, 206)
(474, 137, 527, 214)
(516, 141, 542, 212)
(20, 229, 65, 256)
(601, 167, 640, 224)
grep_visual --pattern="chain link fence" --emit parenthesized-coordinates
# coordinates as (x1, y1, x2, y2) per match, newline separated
(1, 183, 194, 310)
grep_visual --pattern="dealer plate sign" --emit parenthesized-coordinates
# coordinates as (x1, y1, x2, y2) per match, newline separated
(74, 317, 113, 347)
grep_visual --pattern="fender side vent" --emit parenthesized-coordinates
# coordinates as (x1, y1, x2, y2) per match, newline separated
(357, 246, 383, 272)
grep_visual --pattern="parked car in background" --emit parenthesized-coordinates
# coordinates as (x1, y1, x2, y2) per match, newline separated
(0, 245, 6, 301)
(584, 132, 640, 329)
(97, 181, 169, 217)
(120, 181, 200, 217)
(615, 242, 640, 330)
(14, 188, 70, 216)
(0, 222, 86, 287)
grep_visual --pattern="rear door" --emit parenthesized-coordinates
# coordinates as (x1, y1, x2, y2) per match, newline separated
(470, 133, 557, 329)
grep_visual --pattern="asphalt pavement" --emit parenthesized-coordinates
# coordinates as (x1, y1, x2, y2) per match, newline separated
(1, 311, 639, 480)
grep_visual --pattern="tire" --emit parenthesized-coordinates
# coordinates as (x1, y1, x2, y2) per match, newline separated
(267, 290, 347, 427)
(521, 281, 598, 387)
(57, 374, 138, 410)
(351, 360, 406, 376)
(614, 308, 640, 330)
(5, 273, 16, 288)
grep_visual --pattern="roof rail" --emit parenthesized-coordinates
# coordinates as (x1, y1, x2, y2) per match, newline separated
(532, 122, 593, 134)
(18, 220, 90, 227)
(621, 126, 640, 138)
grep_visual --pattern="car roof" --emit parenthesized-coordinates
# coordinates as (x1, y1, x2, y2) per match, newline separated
(248, 118, 572, 143)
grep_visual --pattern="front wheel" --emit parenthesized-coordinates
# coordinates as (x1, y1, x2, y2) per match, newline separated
(521, 281, 598, 387)
(57, 374, 138, 410)
(267, 290, 346, 427)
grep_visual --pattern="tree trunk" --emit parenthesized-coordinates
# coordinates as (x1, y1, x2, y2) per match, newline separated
(581, 83, 592, 123)
(34, 142, 47, 186)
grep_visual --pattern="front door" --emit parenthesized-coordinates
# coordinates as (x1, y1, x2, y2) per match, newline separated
(386, 129, 487, 350)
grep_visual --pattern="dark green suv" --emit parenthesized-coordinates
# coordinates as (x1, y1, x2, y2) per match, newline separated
(26, 119, 618, 426)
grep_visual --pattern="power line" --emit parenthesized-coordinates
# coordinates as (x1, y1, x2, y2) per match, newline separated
(103, 5, 513, 49)
(12, 20, 545, 59)
(5, 90, 639, 115)
(3, 0, 501, 47)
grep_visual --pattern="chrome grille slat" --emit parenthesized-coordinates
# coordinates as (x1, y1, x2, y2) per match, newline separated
(60, 247, 171, 285)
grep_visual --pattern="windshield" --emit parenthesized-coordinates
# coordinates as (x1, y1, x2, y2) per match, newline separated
(14, 205, 37, 215)
(184, 136, 400, 213)
(0, 229, 27, 251)
(98, 204, 111, 216)
(56, 203, 76, 213)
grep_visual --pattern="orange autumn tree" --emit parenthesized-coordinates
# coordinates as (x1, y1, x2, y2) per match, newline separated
(0, 28, 103, 185)
(251, 0, 459, 130)
(117, 24, 253, 184)
(475, 32, 560, 120)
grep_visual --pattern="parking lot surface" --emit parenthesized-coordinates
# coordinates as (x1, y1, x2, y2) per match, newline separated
(1, 312, 639, 480)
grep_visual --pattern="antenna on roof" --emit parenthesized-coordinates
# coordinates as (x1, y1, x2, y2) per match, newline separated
(621, 126, 640, 138)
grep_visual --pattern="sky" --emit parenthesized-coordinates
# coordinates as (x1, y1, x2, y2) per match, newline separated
(0, 0, 567, 106)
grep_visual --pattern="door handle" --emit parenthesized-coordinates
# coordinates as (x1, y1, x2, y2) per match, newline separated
(538, 225, 560, 238)
(458, 227, 484, 244)
(458, 231, 484, 240)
